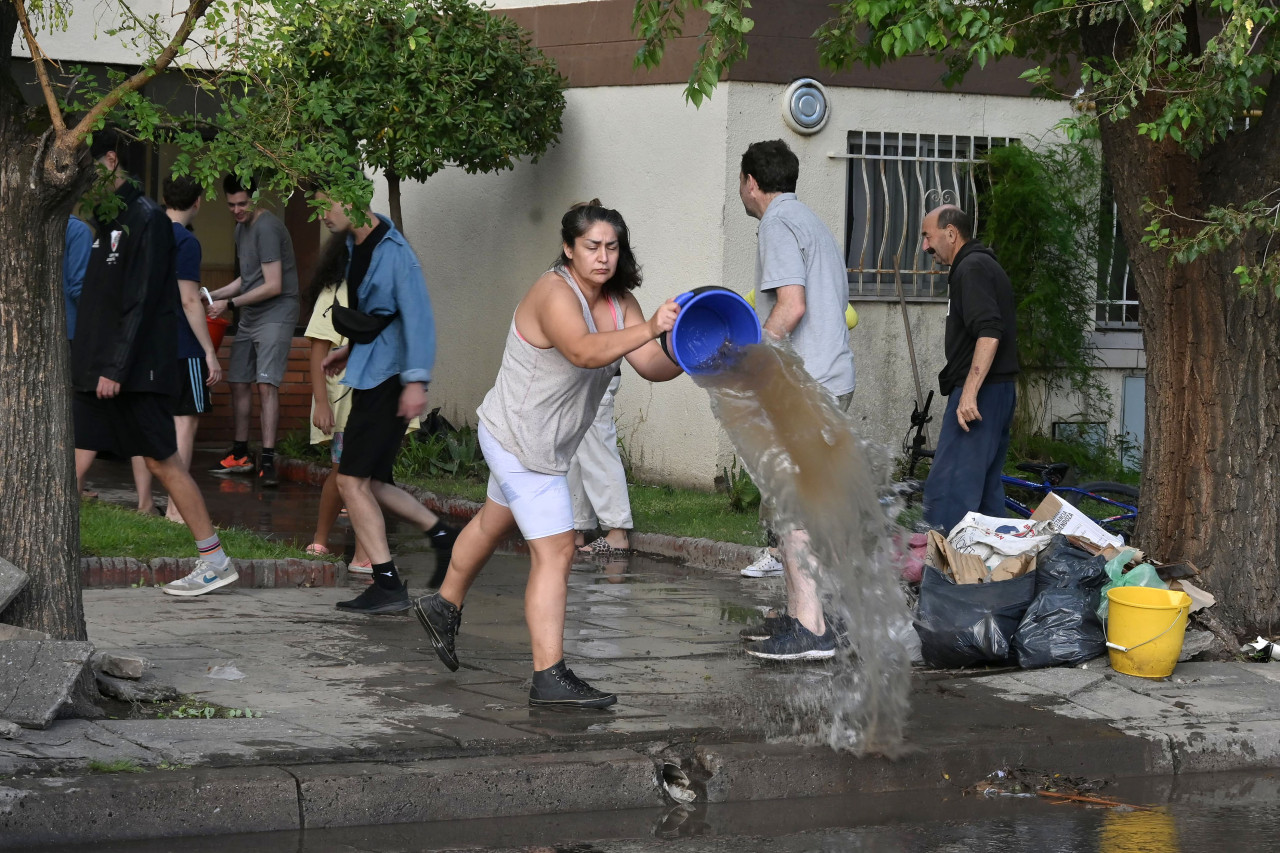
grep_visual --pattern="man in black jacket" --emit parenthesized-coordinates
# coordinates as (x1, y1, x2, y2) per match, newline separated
(72, 129, 237, 597)
(920, 205, 1020, 533)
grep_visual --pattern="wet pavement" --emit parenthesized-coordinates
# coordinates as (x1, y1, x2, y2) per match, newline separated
(8, 448, 1280, 848)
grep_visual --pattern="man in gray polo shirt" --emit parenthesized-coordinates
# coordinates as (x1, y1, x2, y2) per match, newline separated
(207, 174, 300, 486)
(736, 139, 857, 661)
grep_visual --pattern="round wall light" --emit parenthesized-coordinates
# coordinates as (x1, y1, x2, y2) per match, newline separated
(782, 78, 830, 135)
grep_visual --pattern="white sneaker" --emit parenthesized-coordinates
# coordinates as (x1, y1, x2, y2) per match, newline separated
(162, 559, 239, 597)
(348, 561, 373, 575)
(740, 551, 784, 578)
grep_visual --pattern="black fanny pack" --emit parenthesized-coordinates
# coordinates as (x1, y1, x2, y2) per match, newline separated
(328, 292, 397, 345)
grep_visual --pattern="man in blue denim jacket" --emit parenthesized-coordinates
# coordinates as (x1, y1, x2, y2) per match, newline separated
(317, 191, 459, 614)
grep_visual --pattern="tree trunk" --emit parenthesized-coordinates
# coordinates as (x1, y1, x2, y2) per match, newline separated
(1, 10, 93, 640)
(387, 169, 403, 233)
(1098, 106, 1280, 639)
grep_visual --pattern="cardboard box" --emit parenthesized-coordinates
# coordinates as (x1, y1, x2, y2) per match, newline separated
(927, 530, 1036, 584)
(1029, 492, 1124, 549)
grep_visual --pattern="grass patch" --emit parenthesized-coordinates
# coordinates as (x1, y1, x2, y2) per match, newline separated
(81, 501, 319, 561)
(628, 483, 765, 546)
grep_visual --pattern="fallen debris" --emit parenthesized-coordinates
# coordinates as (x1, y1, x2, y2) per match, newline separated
(964, 767, 1154, 810)
(95, 672, 180, 703)
(92, 651, 147, 680)
(0, 640, 95, 729)
(0, 556, 29, 613)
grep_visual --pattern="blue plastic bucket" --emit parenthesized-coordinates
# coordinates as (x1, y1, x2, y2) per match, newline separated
(660, 286, 762, 374)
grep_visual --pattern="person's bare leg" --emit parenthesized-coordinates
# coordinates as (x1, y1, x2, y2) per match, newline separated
(436, 498, 515, 608)
(145, 454, 215, 541)
(525, 531, 577, 670)
(165, 415, 199, 523)
(76, 448, 98, 495)
(368, 480, 441, 531)
(312, 465, 344, 550)
(258, 383, 280, 450)
(337, 474, 391, 564)
(230, 382, 252, 443)
(781, 529, 825, 635)
(131, 456, 154, 514)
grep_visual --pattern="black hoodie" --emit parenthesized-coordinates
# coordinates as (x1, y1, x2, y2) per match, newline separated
(937, 240, 1020, 396)
(72, 180, 179, 395)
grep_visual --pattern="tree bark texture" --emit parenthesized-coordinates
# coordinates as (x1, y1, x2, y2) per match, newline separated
(1096, 86, 1280, 638)
(1, 6, 92, 640)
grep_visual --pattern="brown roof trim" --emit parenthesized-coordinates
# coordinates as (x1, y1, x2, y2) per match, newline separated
(502, 0, 1047, 97)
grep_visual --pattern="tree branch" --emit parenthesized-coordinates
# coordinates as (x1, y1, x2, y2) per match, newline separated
(68, 0, 216, 141)
(11, 0, 65, 133)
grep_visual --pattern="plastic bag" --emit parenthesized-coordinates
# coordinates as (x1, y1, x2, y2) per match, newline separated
(1012, 588, 1107, 668)
(1035, 535, 1108, 594)
(915, 565, 1037, 668)
(1097, 548, 1166, 619)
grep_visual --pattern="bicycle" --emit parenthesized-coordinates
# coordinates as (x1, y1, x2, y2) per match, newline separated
(899, 390, 1139, 540)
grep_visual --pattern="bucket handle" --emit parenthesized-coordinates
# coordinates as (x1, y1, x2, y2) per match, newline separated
(1105, 608, 1187, 654)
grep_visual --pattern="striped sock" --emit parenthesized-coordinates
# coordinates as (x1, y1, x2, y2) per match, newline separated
(196, 535, 230, 569)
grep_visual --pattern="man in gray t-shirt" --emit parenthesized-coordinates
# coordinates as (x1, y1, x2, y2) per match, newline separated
(207, 174, 300, 485)
(737, 139, 857, 663)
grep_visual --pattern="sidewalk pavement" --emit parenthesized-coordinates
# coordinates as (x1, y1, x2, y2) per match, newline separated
(5, 545, 1280, 848)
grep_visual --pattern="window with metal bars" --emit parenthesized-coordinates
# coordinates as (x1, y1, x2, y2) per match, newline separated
(842, 131, 1012, 299)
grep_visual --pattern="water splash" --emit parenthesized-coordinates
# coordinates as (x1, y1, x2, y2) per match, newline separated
(695, 342, 913, 754)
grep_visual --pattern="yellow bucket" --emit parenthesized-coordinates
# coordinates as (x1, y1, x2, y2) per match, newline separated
(1105, 586, 1192, 678)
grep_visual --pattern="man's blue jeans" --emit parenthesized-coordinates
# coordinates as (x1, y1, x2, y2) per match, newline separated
(922, 381, 1017, 535)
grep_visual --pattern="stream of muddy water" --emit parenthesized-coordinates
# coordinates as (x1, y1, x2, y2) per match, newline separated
(693, 341, 913, 754)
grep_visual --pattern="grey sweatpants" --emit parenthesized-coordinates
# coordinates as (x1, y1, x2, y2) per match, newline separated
(568, 375, 634, 532)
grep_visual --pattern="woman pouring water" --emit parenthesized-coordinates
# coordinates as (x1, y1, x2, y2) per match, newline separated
(414, 200, 682, 709)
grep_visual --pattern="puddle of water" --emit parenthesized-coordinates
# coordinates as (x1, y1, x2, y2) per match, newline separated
(693, 342, 913, 755)
(33, 771, 1280, 852)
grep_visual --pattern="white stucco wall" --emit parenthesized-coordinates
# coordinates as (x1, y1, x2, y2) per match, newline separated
(13, 1, 219, 68)
(385, 85, 732, 487)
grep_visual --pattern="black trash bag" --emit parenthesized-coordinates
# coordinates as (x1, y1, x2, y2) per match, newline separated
(1035, 535, 1108, 594)
(1013, 587, 1107, 668)
(915, 565, 1038, 668)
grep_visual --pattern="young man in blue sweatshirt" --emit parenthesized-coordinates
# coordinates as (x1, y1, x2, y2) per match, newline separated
(314, 191, 458, 614)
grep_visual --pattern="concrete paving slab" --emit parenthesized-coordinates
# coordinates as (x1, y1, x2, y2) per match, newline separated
(0, 640, 94, 729)
(97, 718, 356, 765)
(0, 556, 28, 613)
(1061, 678, 1198, 723)
(0, 624, 49, 641)
(0, 719, 162, 773)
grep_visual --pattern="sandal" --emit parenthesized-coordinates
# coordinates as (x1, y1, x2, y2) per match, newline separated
(305, 543, 332, 556)
(577, 539, 632, 556)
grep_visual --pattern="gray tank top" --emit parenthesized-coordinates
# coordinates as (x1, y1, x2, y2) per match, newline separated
(477, 267, 625, 475)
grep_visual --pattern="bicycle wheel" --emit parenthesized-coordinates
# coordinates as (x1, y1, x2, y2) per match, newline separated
(1066, 482, 1140, 540)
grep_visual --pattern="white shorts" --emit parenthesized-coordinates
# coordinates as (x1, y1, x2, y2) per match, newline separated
(478, 422, 573, 541)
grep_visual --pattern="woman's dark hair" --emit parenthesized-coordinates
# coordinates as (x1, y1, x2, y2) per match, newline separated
(310, 235, 350, 302)
(553, 199, 642, 296)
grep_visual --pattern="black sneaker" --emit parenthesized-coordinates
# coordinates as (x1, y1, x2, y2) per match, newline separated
(739, 614, 794, 642)
(335, 582, 410, 614)
(529, 661, 617, 709)
(743, 621, 837, 661)
(258, 458, 279, 487)
(414, 592, 463, 672)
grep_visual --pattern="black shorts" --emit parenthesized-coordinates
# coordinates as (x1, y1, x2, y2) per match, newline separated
(338, 376, 408, 484)
(174, 357, 212, 416)
(73, 391, 178, 461)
